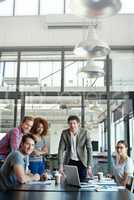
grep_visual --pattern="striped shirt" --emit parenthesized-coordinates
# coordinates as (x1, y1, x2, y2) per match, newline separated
(0, 127, 23, 160)
(29, 137, 47, 162)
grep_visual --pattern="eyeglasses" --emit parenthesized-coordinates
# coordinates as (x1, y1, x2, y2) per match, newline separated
(116, 146, 124, 149)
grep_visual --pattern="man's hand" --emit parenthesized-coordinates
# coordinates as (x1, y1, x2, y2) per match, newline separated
(59, 165, 64, 175)
(87, 166, 93, 177)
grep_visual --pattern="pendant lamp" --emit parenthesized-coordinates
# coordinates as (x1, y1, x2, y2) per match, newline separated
(80, 60, 104, 78)
(71, 0, 122, 18)
(74, 26, 110, 58)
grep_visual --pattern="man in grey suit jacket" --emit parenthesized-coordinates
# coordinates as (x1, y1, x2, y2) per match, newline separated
(58, 115, 93, 181)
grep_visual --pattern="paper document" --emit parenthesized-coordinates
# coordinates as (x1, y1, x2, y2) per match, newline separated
(27, 180, 52, 185)
(88, 179, 117, 185)
(96, 187, 118, 192)
(95, 185, 125, 192)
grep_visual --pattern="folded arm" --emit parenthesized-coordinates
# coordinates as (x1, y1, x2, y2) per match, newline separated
(14, 164, 40, 183)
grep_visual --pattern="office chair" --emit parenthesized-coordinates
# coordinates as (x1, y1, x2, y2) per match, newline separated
(130, 177, 134, 193)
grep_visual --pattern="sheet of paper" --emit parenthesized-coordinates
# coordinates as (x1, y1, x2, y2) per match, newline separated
(95, 185, 125, 192)
(27, 180, 52, 185)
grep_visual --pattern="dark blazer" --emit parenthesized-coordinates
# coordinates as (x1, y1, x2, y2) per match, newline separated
(58, 128, 92, 168)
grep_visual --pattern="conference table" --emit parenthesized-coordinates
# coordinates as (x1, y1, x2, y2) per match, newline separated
(0, 180, 133, 200)
(0, 190, 134, 200)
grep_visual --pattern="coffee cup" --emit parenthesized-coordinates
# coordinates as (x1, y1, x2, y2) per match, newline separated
(97, 172, 103, 181)
(55, 172, 61, 184)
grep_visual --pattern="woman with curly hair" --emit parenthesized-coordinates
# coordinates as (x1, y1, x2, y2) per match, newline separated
(29, 117, 49, 176)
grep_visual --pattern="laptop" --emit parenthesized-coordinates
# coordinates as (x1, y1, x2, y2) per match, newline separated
(64, 165, 95, 188)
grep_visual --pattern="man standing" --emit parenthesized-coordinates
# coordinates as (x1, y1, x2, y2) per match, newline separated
(0, 134, 40, 190)
(58, 115, 93, 181)
(0, 116, 34, 161)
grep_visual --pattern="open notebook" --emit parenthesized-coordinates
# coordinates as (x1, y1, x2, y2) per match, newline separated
(64, 165, 95, 188)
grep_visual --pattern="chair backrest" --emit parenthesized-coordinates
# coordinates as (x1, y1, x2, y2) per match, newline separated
(130, 177, 134, 193)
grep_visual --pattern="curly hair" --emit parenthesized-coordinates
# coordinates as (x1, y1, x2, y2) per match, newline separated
(30, 117, 48, 137)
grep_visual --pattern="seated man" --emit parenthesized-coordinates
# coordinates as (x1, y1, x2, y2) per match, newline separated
(0, 134, 40, 190)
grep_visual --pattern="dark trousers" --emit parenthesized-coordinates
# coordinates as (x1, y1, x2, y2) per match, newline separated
(68, 159, 87, 181)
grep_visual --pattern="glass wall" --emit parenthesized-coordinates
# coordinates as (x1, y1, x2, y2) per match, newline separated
(0, 99, 15, 132)
(20, 51, 61, 92)
(0, 48, 133, 162)
(0, 52, 18, 90)
(25, 95, 81, 154)
(64, 53, 105, 90)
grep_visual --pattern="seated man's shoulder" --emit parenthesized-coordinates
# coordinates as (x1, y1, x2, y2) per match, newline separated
(9, 150, 21, 158)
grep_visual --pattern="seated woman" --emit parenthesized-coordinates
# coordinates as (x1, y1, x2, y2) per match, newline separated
(29, 117, 49, 177)
(111, 140, 134, 186)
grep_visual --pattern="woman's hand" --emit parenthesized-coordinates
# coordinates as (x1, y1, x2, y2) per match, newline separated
(33, 173, 40, 181)
(32, 149, 41, 156)
(40, 172, 48, 181)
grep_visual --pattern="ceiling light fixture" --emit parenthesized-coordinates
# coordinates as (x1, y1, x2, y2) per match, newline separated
(71, 0, 122, 18)
(74, 25, 110, 58)
(80, 60, 104, 78)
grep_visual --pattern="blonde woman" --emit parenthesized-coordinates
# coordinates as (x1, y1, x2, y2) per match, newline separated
(113, 140, 133, 186)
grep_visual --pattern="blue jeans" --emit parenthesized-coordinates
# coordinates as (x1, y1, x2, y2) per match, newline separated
(29, 161, 45, 175)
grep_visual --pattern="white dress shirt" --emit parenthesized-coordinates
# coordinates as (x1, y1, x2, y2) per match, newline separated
(70, 132, 79, 161)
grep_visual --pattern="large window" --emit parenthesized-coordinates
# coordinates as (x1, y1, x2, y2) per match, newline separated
(40, 0, 64, 15)
(0, 52, 18, 91)
(64, 52, 105, 90)
(20, 51, 62, 91)
(110, 50, 134, 91)
(15, 0, 38, 16)
(119, 0, 134, 14)
(0, 0, 134, 16)
(25, 95, 81, 154)
(0, 0, 13, 16)
(0, 99, 15, 132)
(0, 62, 17, 91)
(0, 48, 133, 160)
(129, 117, 134, 160)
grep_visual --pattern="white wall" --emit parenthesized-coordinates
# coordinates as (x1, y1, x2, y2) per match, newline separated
(0, 14, 134, 46)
